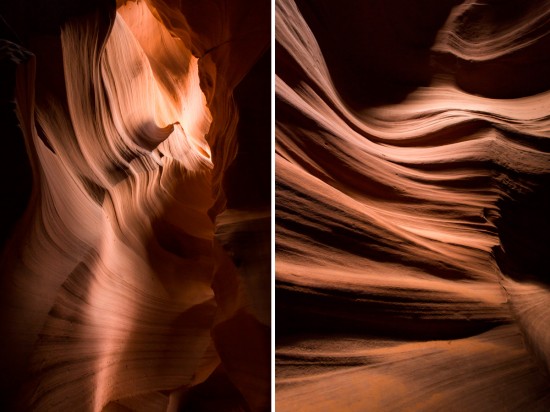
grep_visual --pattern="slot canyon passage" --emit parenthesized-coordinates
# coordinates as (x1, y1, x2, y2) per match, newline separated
(0, 0, 270, 410)
(276, 0, 550, 410)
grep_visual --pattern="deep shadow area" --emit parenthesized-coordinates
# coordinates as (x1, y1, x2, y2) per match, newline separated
(0, 22, 32, 249)
(292, 0, 460, 107)
(495, 173, 550, 287)
(224, 48, 271, 210)
(275, 280, 506, 343)
(179, 366, 250, 412)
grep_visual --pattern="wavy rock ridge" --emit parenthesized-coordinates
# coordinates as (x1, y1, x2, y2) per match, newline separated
(276, 0, 550, 410)
(0, 0, 269, 410)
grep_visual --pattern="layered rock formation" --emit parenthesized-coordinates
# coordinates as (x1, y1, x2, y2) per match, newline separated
(0, 0, 270, 410)
(276, 0, 550, 410)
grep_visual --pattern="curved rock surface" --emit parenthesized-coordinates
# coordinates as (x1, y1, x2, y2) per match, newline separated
(0, 0, 270, 410)
(276, 0, 550, 410)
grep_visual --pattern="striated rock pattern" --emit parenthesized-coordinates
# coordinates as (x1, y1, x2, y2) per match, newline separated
(0, 0, 269, 411)
(276, 0, 550, 410)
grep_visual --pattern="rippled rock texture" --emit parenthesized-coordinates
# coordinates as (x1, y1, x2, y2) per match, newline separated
(276, 0, 550, 410)
(0, 0, 270, 410)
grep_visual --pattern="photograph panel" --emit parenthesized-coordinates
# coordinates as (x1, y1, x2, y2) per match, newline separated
(0, 0, 271, 410)
(275, 0, 550, 410)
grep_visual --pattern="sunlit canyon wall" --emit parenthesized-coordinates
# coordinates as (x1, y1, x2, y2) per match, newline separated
(0, 0, 270, 410)
(276, 0, 550, 410)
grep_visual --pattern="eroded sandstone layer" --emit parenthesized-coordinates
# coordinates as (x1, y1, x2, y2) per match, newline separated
(0, 0, 270, 410)
(276, 0, 550, 410)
